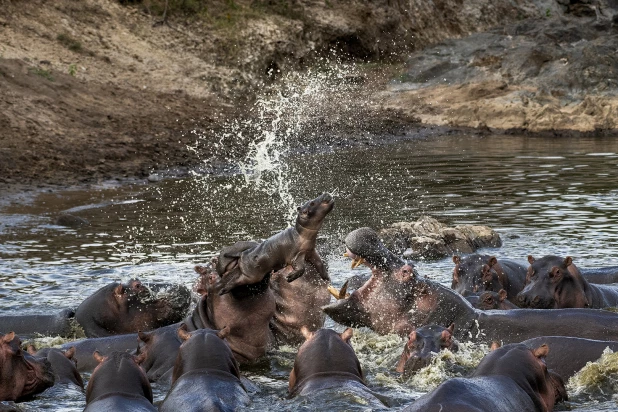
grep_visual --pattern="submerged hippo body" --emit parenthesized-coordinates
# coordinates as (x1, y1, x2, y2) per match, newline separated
(395, 324, 458, 377)
(185, 264, 275, 364)
(518, 255, 618, 309)
(159, 326, 249, 412)
(403, 343, 567, 412)
(0, 332, 55, 402)
(0, 309, 75, 338)
(466, 290, 518, 310)
(75, 279, 191, 337)
(216, 193, 334, 295)
(136, 326, 182, 385)
(27, 346, 83, 389)
(324, 228, 618, 343)
(289, 328, 387, 410)
(84, 351, 155, 412)
(452, 254, 527, 301)
(580, 265, 618, 284)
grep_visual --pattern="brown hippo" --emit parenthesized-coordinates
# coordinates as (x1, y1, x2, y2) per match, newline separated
(466, 290, 518, 310)
(579, 265, 618, 283)
(27, 346, 83, 389)
(0, 332, 55, 402)
(452, 254, 527, 302)
(216, 193, 334, 295)
(324, 227, 618, 343)
(521, 336, 618, 380)
(75, 279, 191, 337)
(136, 326, 182, 384)
(84, 351, 155, 412)
(395, 323, 458, 377)
(403, 343, 567, 412)
(518, 255, 618, 309)
(159, 325, 250, 412)
(0, 309, 75, 338)
(289, 328, 387, 409)
(185, 263, 275, 364)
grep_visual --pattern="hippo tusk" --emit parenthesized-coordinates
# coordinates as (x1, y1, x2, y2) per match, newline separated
(327, 281, 350, 300)
(343, 252, 349, 258)
(328, 285, 342, 299)
(351, 257, 365, 269)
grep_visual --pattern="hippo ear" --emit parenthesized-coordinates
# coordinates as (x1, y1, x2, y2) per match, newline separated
(447, 323, 455, 334)
(194, 265, 208, 275)
(93, 351, 105, 364)
(2, 331, 15, 344)
(564, 256, 573, 267)
(488, 256, 498, 267)
(26, 345, 37, 355)
(340, 328, 354, 343)
(217, 325, 231, 340)
(134, 352, 147, 365)
(138, 330, 151, 343)
(452, 255, 461, 265)
(534, 344, 549, 358)
(406, 331, 417, 348)
(177, 323, 191, 342)
(490, 341, 501, 351)
(113, 284, 124, 297)
(300, 326, 313, 341)
(288, 367, 298, 393)
(64, 346, 76, 360)
(527, 255, 535, 264)
(498, 289, 507, 301)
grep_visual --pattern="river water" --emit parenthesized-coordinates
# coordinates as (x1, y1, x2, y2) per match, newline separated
(2, 133, 618, 410)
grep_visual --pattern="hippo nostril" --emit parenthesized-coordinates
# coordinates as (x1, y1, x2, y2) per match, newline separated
(517, 294, 525, 303)
(532, 296, 540, 304)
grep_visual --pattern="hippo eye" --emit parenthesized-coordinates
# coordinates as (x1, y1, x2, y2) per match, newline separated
(310, 202, 315, 206)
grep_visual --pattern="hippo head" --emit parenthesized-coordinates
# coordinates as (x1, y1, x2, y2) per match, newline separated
(296, 193, 335, 231)
(75, 279, 192, 337)
(476, 289, 508, 310)
(289, 328, 362, 395)
(86, 351, 152, 404)
(323, 227, 420, 336)
(473, 343, 568, 410)
(452, 255, 508, 296)
(0, 332, 55, 401)
(172, 324, 239, 384)
(517, 255, 588, 309)
(136, 327, 182, 382)
(27, 346, 83, 389)
(395, 323, 458, 377)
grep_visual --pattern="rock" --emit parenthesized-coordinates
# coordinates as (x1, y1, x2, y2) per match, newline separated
(379, 216, 501, 260)
(55, 214, 90, 228)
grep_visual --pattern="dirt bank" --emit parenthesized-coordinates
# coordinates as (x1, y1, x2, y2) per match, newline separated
(0, 0, 603, 188)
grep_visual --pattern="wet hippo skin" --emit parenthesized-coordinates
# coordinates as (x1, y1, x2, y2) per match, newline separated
(0, 332, 55, 402)
(466, 290, 518, 310)
(289, 328, 387, 409)
(452, 254, 527, 302)
(324, 227, 618, 343)
(159, 326, 250, 412)
(403, 343, 567, 412)
(216, 193, 334, 294)
(27, 346, 83, 389)
(136, 326, 182, 385)
(84, 351, 156, 412)
(521, 336, 618, 380)
(518, 255, 618, 308)
(0, 309, 75, 338)
(395, 324, 459, 377)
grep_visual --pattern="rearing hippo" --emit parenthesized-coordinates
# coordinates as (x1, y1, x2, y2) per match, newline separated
(324, 227, 618, 343)
(216, 193, 334, 295)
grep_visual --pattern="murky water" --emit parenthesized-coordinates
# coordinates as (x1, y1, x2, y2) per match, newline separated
(2, 133, 618, 410)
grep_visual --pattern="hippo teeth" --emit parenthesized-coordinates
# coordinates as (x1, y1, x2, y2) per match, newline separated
(327, 285, 342, 299)
(351, 257, 365, 269)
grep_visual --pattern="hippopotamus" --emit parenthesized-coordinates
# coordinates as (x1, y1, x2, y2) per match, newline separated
(0, 309, 75, 338)
(0, 332, 55, 401)
(395, 324, 458, 377)
(75, 279, 191, 337)
(269, 262, 331, 345)
(518, 255, 618, 309)
(324, 227, 618, 343)
(466, 289, 518, 310)
(521, 336, 618, 379)
(216, 193, 334, 295)
(579, 265, 618, 284)
(452, 254, 527, 301)
(27, 346, 83, 389)
(288, 328, 387, 410)
(403, 343, 567, 412)
(159, 325, 250, 412)
(136, 325, 182, 384)
(84, 351, 156, 412)
(185, 263, 275, 363)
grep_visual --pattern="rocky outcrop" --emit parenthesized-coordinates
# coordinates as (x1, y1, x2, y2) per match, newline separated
(379, 216, 502, 260)
(381, 0, 618, 133)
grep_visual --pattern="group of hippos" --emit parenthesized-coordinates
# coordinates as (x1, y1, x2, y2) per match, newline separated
(3, 192, 618, 411)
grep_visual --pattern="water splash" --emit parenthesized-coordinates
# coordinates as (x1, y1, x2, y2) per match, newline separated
(568, 347, 618, 399)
